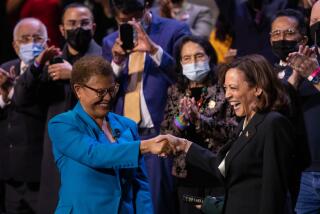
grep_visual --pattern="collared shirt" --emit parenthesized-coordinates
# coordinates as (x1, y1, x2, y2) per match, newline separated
(111, 46, 163, 128)
(20, 61, 28, 75)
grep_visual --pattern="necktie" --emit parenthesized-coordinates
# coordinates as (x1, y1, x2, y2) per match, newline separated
(124, 52, 146, 123)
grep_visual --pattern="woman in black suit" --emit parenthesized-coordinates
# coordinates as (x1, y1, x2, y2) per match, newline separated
(158, 54, 295, 214)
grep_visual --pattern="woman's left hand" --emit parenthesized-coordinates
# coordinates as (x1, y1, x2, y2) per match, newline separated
(187, 97, 200, 122)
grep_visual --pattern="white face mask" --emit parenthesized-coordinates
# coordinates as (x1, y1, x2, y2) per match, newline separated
(182, 60, 211, 82)
(19, 42, 44, 64)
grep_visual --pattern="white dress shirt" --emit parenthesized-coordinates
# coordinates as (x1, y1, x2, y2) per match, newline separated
(111, 46, 163, 128)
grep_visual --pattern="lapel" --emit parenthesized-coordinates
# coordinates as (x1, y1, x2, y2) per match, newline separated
(73, 102, 102, 139)
(224, 112, 267, 176)
(15, 61, 21, 76)
(107, 113, 135, 144)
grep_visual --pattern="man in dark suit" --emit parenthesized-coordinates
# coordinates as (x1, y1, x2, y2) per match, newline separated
(0, 18, 48, 214)
(103, 0, 190, 213)
(23, 3, 102, 214)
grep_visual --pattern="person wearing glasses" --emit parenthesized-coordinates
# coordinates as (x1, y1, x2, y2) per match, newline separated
(22, 3, 103, 214)
(269, 9, 308, 80)
(48, 55, 171, 213)
(157, 54, 296, 214)
(160, 35, 237, 214)
(0, 17, 48, 214)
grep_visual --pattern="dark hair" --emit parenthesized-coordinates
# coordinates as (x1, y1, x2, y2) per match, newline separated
(174, 35, 218, 91)
(71, 56, 114, 86)
(218, 54, 289, 113)
(61, 3, 94, 23)
(272, 8, 307, 35)
(109, 0, 146, 16)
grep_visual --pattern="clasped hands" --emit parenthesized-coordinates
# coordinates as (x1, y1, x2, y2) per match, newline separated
(141, 134, 191, 157)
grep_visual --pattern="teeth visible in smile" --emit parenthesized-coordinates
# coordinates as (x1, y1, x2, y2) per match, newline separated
(230, 102, 240, 109)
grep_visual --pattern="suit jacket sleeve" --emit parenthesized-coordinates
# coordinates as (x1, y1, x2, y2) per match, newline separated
(186, 142, 220, 178)
(258, 115, 294, 214)
(125, 119, 153, 213)
(189, 6, 213, 37)
(157, 23, 190, 83)
(48, 115, 141, 169)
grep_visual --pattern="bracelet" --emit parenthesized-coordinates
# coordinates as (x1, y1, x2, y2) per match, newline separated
(307, 67, 320, 83)
(174, 114, 189, 130)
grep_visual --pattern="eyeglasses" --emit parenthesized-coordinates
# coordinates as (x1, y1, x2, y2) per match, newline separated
(181, 52, 207, 64)
(270, 29, 298, 40)
(17, 34, 46, 44)
(82, 84, 119, 98)
(64, 19, 92, 29)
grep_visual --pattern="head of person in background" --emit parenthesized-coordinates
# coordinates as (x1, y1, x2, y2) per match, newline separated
(12, 18, 48, 65)
(60, 3, 96, 55)
(270, 9, 308, 63)
(310, 0, 320, 56)
(174, 35, 217, 94)
(110, 0, 151, 27)
(158, 0, 185, 20)
(219, 54, 289, 120)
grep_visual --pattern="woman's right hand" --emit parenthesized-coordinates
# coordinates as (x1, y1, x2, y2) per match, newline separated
(140, 135, 176, 156)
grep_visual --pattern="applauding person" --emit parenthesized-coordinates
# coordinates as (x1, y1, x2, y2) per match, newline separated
(161, 35, 237, 214)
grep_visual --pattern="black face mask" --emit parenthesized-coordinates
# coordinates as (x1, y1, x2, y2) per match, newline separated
(271, 40, 299, 61)
(66, 28, 92, 53)
(310, 21, 320, 47)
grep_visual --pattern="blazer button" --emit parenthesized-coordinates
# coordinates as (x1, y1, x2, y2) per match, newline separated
(8, 123, 11, 129)
(9, 144, 13, 149)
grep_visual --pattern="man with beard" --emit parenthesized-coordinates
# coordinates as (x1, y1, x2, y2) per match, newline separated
(24, 3, 102, 214)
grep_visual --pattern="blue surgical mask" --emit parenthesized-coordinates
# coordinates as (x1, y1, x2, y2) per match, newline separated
(182, 61, 211, 82)
(19, 42, 44, 64)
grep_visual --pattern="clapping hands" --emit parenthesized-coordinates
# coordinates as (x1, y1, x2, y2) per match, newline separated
(287, 45, 319, 78)
(179, 97, 200, 123)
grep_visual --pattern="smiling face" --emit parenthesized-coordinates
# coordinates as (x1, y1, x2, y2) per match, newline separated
(224, 68, 260, 118)
(74, 74, 116, 122)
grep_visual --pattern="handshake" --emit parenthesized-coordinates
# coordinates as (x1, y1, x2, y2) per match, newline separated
(140, 134, 192, 157)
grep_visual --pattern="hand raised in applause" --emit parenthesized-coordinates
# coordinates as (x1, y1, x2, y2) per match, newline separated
(128, 19, 159, 55)
(48, 60, 72, 81)
(287, 45, 319, 78)
(34, 46, 61, 68)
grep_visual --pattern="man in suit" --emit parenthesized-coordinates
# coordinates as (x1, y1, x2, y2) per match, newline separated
(216, 0, 289, 63)
(23, 3, 102, 214)
(0, 18, 48, 214)
(102, 0, 190, 213)
(269, 9, 311, 208)
(282, 2, 320, 213)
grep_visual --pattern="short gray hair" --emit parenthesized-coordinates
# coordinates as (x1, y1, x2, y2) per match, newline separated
(13, 18, 48, 41)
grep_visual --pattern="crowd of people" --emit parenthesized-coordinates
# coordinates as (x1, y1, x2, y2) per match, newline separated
(0, 0, 320, 214)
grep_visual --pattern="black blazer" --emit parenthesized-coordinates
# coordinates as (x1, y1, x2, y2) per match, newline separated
(186, 111, 295, 214)
(0, 59, 47, 182)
